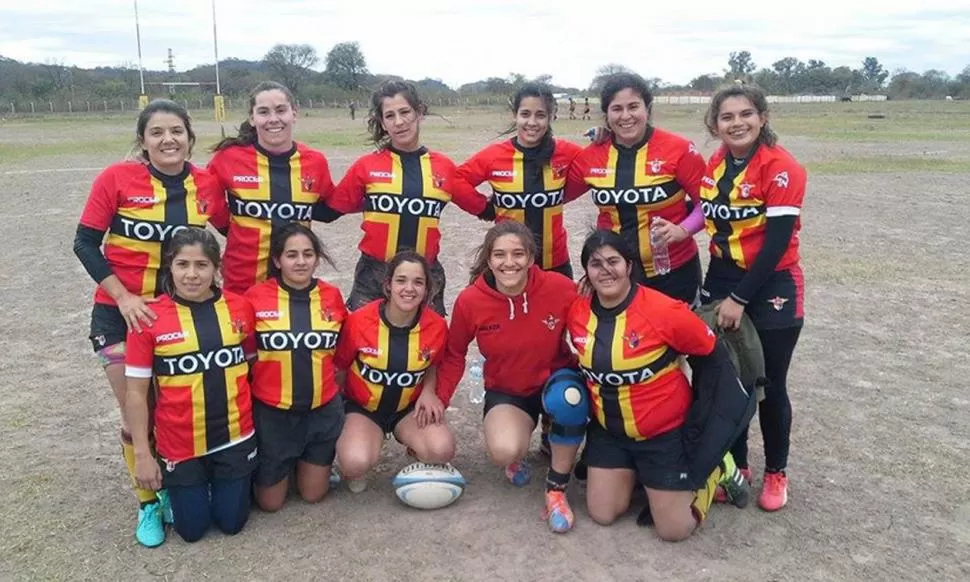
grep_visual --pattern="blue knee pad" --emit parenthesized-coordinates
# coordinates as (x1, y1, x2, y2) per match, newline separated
(542, 368, 589, 446)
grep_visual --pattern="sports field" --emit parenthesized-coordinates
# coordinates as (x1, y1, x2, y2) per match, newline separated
(1, 100, 968, 581)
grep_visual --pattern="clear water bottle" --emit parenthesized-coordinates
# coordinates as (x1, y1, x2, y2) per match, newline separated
(467, 357, 485, 405)
(650, 217, 672, 275)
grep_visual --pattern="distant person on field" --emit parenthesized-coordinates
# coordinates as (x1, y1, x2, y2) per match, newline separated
(72, 99, 227, 548)
(350, 99, 358, 120)
(568, 97, 576, 120)
(582, 97, 591, 120)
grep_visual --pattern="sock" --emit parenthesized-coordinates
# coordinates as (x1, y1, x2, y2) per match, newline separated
(691, 465, 724, 523)
(121, 430, 158, 504)
(545, 470, 570, 492)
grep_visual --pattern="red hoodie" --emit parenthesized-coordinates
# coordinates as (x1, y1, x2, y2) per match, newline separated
(436, 265, 578, 406)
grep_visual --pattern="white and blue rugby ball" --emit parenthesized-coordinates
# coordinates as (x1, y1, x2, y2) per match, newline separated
(391, 462, 466, 509)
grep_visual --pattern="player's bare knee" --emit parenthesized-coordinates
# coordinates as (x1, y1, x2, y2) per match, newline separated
(255, 491, 286, 513)
(587, 506, 620, 526)
(424, 436, 455, 464)
(486, 440, 524, 467)
(298, 484, 329, 504)
(653, 516, 695, 542)
(337, 450, 375, 479)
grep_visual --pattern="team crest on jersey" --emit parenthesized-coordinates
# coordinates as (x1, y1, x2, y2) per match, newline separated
(552, 164, 568, 180)
(688, 142, 699, 155)
(432, 174, 445, 189)
(231, 318, 248, 334)
(541, 313, 560, 330)
(195, 197, 209, 214)
(419, 347, 434, 362)
(301, 176, 316, 191)
(738, 182, 754, 199)
(647, 159, 665, 174)
(768, 296, 789, 311)
(772, 171, 790, 189)
(321, 307, 334, 321)
(623, 331, 641, 349)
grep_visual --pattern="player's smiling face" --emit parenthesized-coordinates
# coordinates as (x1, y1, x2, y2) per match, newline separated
(171, 243, 216, 302)
(716, 96, 766, 157)
(274, 233, 318, 289)
(488, 233, 534, 295)
(141, 112, 189, 175)
(387, 260, 427, 314)
(585, 245, 632, 306)
(381, 93, 423, 152)
(515, 96, 550, 148)
(606, 88, 650, 147)
(251, 89, 296, 153)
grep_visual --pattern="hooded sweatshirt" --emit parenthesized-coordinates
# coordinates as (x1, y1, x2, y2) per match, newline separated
(436, 265, 578, 406)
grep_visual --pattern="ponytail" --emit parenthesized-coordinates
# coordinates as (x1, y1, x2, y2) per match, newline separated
(210, 120, 258, 152)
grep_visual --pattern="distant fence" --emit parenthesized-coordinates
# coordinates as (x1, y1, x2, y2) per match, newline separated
(654, 94, 888, 105)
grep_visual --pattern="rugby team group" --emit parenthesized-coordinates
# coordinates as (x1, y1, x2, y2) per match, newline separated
(73, 72, 807, 547)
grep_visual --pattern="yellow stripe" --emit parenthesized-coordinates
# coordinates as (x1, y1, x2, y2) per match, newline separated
(588, 147, 619, 188)
(541, 206, 559, 269)
(578, 311, 608, 427)
(421, 153, 450, 202)
(359, 323, 391, 410)
(224, 365, 246, 442)
(636, 206, 655, 277)
(213, 298, 244, 440)
(611, 312, 640, 438)
(309, 288, 325, 408)
(171, 303, 208, 456)
(184, 174, 205, 224)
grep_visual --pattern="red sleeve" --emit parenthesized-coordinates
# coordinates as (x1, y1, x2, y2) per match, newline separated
(455, 148, 491, 191)
(442, 156, 489, 217)
(124, 325, 156, 378)
(435, 292, 477, 406)
(652, 300, 717, 357)
(675, 140, 706, 199)
(564, 146, 592, 202)
(329, 287, 350, 324)
(764, 153, 807, 217)
(328, 158, 367, 214)
(312, 151, 337, 204)
(199, 169, 229, 231)
(333, 312, 358, 370)
(79, 167, 120, 231)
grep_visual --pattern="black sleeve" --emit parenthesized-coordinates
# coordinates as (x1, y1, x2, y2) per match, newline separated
(73, 224, 113, 284)
(730, 215, 797, 305)
(477, 203, 496, 222)
(312, 201, 344, 224)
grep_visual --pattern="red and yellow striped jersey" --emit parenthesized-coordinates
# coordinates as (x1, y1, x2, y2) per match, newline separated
(245, 278, 347, 411)
(700, 144, 807, 270)
(207, 142, 335, 293)
(456, 138, 583, 270)
(125, 290, 255, 463)
(334, 300, 447, 415)
(567, 128, 705, 277)
(329, 146, 489, 263)
(567, 285, 716, 441)
(78, 161, 227, 306)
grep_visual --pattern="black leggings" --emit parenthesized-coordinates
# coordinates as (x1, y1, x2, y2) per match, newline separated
(730, 326, 801, 473)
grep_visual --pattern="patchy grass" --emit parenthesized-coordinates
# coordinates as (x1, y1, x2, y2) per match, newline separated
(807, 157, 970, 174)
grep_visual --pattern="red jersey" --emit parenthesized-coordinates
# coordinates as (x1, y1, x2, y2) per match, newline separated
(567, 128, 705, 277)
(567, 285, 716, 441)
(245, 278, 347, 411)
(78, 162, 227, 306)
(456, 138, 583, 270)
(700, 144, 807, 271)
(207, 142, 336, 293)
(437, 266, 578, 406)
(329, 146, 489, 263)
(125, 290, 255, 463)
(335, 300, 447, 415)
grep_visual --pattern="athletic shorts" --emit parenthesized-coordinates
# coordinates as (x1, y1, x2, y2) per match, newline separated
(252, 397, 344, 487)
(701, 257, 805, 330)
(635, 254, 702, 307)
(345, 399, 415, 436)
(89, 303, 127, 352)
(584, 423, 692, 491)
(547, 262, 574, 280)
(158, 436, 258, 489)
(483, 389, 543, 427)
(346, 253, 447, 316)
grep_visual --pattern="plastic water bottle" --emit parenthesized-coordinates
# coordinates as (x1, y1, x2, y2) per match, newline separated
(467, 357, 485, 405)
(650, 217, 672, 275)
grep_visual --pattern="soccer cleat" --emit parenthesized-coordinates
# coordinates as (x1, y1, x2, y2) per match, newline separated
(329, 467, 342, 488)
(759, 471, 789, 512)
(543, 490, 575, 533)
(156, 489, 174, 525)
(714, 467, 751, 503)
(135, 501, 165, 548)
(718, 456, 751, 509)
(505, 461, 532, 487)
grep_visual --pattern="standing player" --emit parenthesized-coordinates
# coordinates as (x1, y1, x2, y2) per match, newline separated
(567, 72, 707, 306)
(566, 229, 750, 541)
(126, 228, 257, 544)
(208, 81, 341, 294)
(436, 222, 580, 533)
(329, 80, 493, 315)
(73, 99, 227, 547)
(245, 223, 347, 511)
(568, 97, 577, 120)
(582, 97, 591, 121)
(699, 84, 807, 511)
(334, 251, 453, 491)
(456, 83, 584, 278)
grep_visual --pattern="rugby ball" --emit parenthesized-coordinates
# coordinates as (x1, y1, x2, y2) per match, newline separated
(391, 462, 466, 509)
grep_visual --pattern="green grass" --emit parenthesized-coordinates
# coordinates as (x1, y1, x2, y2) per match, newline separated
(807, 157, 970, 174)
(0, 138, 133, 163)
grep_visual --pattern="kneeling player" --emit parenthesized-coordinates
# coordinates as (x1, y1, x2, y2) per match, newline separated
(334, 251, 454, 491)
(245, 223, 347, 511)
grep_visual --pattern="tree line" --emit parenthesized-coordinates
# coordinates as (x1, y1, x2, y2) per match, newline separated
(1, 44, 968, 111)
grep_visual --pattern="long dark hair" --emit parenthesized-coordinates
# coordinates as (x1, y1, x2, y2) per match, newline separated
(600, 72, 654, 124)
(210, 81, 296, 152)
(468, 222, 537, 285)
(130, 99, 196, 162)
(383, 250, 434, 307)
(366, 80, 427, 150)
(578, 228, 639, 296)
(704, 83, 778, 149)
(268, 222, 336, 278)
(160, 227, 222, 296)
(501, 82, 557, 170)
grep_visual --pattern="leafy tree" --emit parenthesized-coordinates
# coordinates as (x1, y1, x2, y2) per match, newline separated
(589, 63, 632, 92)
(861, 56, 889, 89)
(727, 51, 756, 80)
(263, 44, 319, 96)
(323, 42, 369, 91)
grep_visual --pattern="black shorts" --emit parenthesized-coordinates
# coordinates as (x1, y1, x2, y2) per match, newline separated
(584, 423, 692, 491)
(89, 303, 128, 352)
(635, 254, 702, 307)
(252, 397, 344, 487)
(701, 257, 805, 330)
(159, 436, 258, 489)
(345, 399, 414, 436)
(483, 390, 543, 427)
(346, 253, 447, 316)
(547, 262, 574, 280)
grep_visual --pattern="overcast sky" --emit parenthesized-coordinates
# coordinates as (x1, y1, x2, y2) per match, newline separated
(1, 0, 968, 88)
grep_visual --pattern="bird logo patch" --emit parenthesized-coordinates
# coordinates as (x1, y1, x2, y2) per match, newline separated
(768, 296, 789, 311)
(542, 314, 560, 330)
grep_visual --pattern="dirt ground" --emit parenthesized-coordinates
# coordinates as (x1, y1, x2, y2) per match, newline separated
(1, 104, 968, 581)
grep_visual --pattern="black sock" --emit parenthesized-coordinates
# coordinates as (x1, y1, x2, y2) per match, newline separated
(545, 470, 570, 492)
(765, 468, 787, 475)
